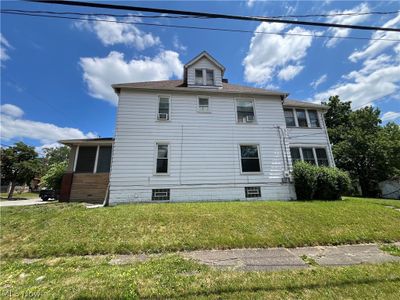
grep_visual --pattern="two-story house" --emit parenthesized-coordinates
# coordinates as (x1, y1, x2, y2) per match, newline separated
(60, 51, 334, 204)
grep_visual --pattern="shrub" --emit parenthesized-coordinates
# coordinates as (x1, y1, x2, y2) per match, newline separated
(40, 162, 67, 190)
(293, 162, 351, 200)
(292, 161, 318, 200)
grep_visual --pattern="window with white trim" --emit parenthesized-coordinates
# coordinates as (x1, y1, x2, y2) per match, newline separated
(96, 146, 112, 173)
(152, 189, 170, 201)
(245, 186, 261, 198)
(198, 97, 209, 112)
(302, 148, 316, 164)
(308, 110, 320, 128)
(156, 143, 169, 174)
(296, 109, 308, 127)
(237, 100, 255, 123)
(284, 109, 296, 127)
(290, 147, 301, 164)
(240, 145, 261, 173)
(206, 69, 214, 85)
(195, 69, 203, 85)
(315, 148, 329, 166)
(158, 97, 170, 121)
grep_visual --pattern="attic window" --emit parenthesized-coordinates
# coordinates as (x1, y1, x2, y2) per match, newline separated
(206, 69, 214, 85)
(195, 69, 203, 85)
(194, 69, 214, 86)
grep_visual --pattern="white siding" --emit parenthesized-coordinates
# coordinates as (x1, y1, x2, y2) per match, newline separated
(187, 57, 223, 87)
(286, 110, 335, 167)
(109, 90, 296, 203)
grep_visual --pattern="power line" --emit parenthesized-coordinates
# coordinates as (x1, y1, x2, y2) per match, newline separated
(26, 0, 400, 32)
(3, 11, 400, 43)
(4, 8, 400, 20)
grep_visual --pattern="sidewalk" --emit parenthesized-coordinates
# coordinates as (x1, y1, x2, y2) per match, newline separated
(0, 198, 53, 207)
(181, 243, 400, 271)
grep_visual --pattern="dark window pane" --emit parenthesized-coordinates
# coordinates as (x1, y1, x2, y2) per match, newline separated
(308, 110, 320, 127)
(237, 100, 255, 122)
(316, 148, 329, 166)
(245, 187, 261, 198)
(199, 98, 208, 106)
(152, 189, 170, 201)
(302, 148, 315, 164)
(195, 69, 203, 85)
(241, 159, 261, 172)
(206, 69, 214, 85)
(240, 145, 259, 158)
(159, 98, 169, 114)
(157, 145, 168, 158)
(156, 159, 168, 173)
(75, 146, 97, 173)
(290, 148, 301, 164)
(284, 109, 296, 126)
(296, 109, 308, 127)
(96, 146, 112, 173)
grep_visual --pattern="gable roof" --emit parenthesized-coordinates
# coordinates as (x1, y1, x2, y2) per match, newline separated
(184, 51, 226, 73)
(112, 80, 288, 97)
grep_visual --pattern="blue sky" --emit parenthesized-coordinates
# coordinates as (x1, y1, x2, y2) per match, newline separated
(1, 0, 399, 152)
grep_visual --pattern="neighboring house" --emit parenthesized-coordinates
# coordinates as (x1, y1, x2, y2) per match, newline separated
(60, 51, 334, 204)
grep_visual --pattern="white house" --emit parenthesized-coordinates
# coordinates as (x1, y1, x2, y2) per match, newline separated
(60, 51, 334, 204)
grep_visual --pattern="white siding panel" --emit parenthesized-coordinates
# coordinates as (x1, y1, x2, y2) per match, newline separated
(109, 90, 296, 203)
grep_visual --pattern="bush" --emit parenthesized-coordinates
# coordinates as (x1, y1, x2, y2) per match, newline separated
(293, 161, 351, 200)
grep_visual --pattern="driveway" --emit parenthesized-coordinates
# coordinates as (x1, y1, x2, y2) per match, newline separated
(0, 198, 55, 207)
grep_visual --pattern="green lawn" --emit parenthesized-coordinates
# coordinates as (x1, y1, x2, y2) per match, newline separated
(0, 192, 39, 200)
(1, 255, 399, 299)
(1, 197, 399, 259)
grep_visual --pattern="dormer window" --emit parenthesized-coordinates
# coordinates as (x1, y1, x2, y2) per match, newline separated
(206, 69, 214, 85)
(194, 68, 215, 86)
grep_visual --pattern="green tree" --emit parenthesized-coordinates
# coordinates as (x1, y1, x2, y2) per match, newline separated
(324, 98, 400, 197)
(40, 162, 67, 190)
(42, 146, 70, 173)
(1, 142, 41, 199)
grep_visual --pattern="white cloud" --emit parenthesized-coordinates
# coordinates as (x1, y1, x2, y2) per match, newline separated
(246, 0, 255, 8)
(1, 104, 24, 118)
(277, 65, 304, 81)
(172, 35, 187, 52)
(315, 55, 400, 108)
(310, 74, 328, 89)
(349, 13, 400, 62)
(74, 16, 160, 50)
(381, 111, 400, 122)
(80, 50, 183, 105)
(243, 22, 313, 85)
(0, 104, 97, 145)
(325, 3, 370, 48)
(0, 34, 12, 62)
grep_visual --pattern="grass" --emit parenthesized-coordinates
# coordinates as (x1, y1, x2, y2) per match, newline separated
(1, 255, 399, 299)
(1, 197, 399, 259)
(381, 244, 400, 257)
(0, 192, 39, 200)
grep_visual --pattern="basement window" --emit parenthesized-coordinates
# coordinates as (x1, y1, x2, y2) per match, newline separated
(245, 187, 261, 198)
(152, 189, 170, 201)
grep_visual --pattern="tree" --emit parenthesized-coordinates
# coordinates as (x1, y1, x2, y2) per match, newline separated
(324, 97, 400, 197)
(42, 146, 70, 173)
(1, 142, 41, 199)
(40, 162, 67, 190)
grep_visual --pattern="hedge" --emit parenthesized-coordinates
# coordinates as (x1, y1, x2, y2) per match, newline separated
(293, 161, 351, 200)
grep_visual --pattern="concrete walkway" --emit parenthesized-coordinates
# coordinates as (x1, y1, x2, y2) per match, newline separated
(0, 198, 55, 207)
(181, 243, 400, 271)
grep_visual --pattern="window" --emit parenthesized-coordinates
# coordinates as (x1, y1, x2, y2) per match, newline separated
(156, 144, 169, 174)
(245, 187, 261, 198)
(158, 97, 170, 120)
(308, 110, 320, 128)
(198, 97, 209, 112)
(237, 100, 255, 123)
(290, 147, 301, 165)
(195, 69, 203, 85)
(302, 148, 316, 164)
(206, 69, 214, 85)
(75, 146, 97, 173)
(240, 145, 261, 173)
(316, 148, 329, 166)
(296, 109, 308, 127)
(152, 189, 170, 201)
(96, 146, 112, 173)
(284, 109, 296, 127)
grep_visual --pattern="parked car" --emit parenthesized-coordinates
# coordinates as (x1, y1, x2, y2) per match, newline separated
(39, 189, 59, 201)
